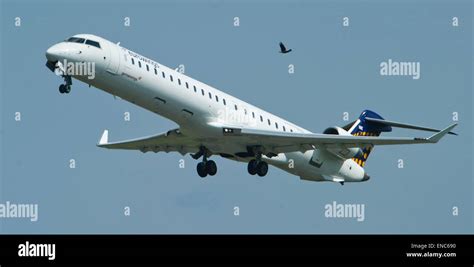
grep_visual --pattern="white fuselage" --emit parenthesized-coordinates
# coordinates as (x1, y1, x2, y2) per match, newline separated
(46, 34, 367, 183)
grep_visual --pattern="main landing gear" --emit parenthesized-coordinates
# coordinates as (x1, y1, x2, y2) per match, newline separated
(191, 146, 269, 178)
(192, 146, 217, 178)
(196, 160, 217, 178)
(247, 158, 268, 177)
(58, 75, 72, 94)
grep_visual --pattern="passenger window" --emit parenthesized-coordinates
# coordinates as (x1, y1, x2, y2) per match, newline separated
(85, 39, 101, 48)
(234, 105, 238, 111)
(208, 92, 212, 99)
(201, 89, 205, 96)
(170, 75, 173, 82)
(162, 72, 165, 78)
(215, 95, 219, 102)
(275, 122, 279, 129)
(223, 99, 226, 105)
(268, 119, 271, 126)
(290, 129, 293, 132)
(146, 65, 149, 71)
(131, 58, 135, 65)
(283, 126, 286, 132)
(260, 115, 263, 122)
(178, 79, 181, 85)
(193, 85, 197, 92)
(138, 61, 142, 68)
(154, 68, 157, 75)
(185, 82, 189, 89)
(244, 109, 247, 115)
(252, 112, 255, 118)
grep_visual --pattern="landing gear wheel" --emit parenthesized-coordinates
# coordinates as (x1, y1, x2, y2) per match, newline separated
(197, 162, 207, 178)
(59, 84, 71, 94)
(206, 160, 217, 176)
(59, 84, 65, 94)
(58, 75, 72, 94)
(247, 159, 258, 175)
(256, 161, 268, 177)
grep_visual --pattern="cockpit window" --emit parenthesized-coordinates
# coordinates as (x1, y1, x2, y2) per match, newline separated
(85, 39, 101, 49)
(67, 37, 85, 43)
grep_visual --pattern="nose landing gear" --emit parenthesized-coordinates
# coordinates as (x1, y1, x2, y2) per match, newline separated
(59, 84, 71, 94)
(58, 75, 72, 94)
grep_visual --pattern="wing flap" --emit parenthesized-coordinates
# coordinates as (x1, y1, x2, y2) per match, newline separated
(97, 128, 199, 155)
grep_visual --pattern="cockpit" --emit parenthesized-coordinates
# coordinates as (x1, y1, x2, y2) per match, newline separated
(66, 37, 101, 49)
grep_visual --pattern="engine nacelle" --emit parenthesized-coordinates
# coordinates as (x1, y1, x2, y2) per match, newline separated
(322, 127, 363, 159)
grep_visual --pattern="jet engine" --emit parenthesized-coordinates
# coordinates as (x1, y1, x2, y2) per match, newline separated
(322, 127, 363, 159)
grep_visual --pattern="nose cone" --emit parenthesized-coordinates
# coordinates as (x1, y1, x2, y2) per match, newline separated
(46, 44, 61, 61)
(45, 43, 73, 61)
(362, 173, 370, 181)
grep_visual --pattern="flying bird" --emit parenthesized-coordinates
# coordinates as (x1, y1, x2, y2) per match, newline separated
(279, 42, 292, 54)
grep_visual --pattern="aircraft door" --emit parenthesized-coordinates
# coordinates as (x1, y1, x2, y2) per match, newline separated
(106, 43, 121, 74)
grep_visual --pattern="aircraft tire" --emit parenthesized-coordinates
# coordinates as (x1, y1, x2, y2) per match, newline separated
(256, 161, 268, 177)
(197, 162, 207, 178)
(206, 160, 217, 176)
(247, 159, 258, 175)
(59, 84, 65, 94)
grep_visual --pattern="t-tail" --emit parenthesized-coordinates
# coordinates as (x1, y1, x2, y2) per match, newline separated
(347, 110, 392, 167)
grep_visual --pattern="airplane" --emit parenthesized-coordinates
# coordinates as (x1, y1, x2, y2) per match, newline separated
(45, 34, 457, 185)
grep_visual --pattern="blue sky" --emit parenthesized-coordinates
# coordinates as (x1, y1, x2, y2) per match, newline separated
(0, 0, 472, 233)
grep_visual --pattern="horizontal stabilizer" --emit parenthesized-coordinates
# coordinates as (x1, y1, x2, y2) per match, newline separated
(364, 117, 457, 135)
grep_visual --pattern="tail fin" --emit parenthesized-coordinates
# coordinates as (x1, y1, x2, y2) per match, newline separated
(348, 110, 392, 167)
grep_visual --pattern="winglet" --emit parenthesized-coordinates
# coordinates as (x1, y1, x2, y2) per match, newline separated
(427, 123, 458, 143)
(98, 130, 109, 146)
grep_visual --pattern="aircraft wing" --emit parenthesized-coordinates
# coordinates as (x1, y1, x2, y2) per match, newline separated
(218, 123, 457, 154)
(97, 128, 199, 155)
(97, 122, 456, 157)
